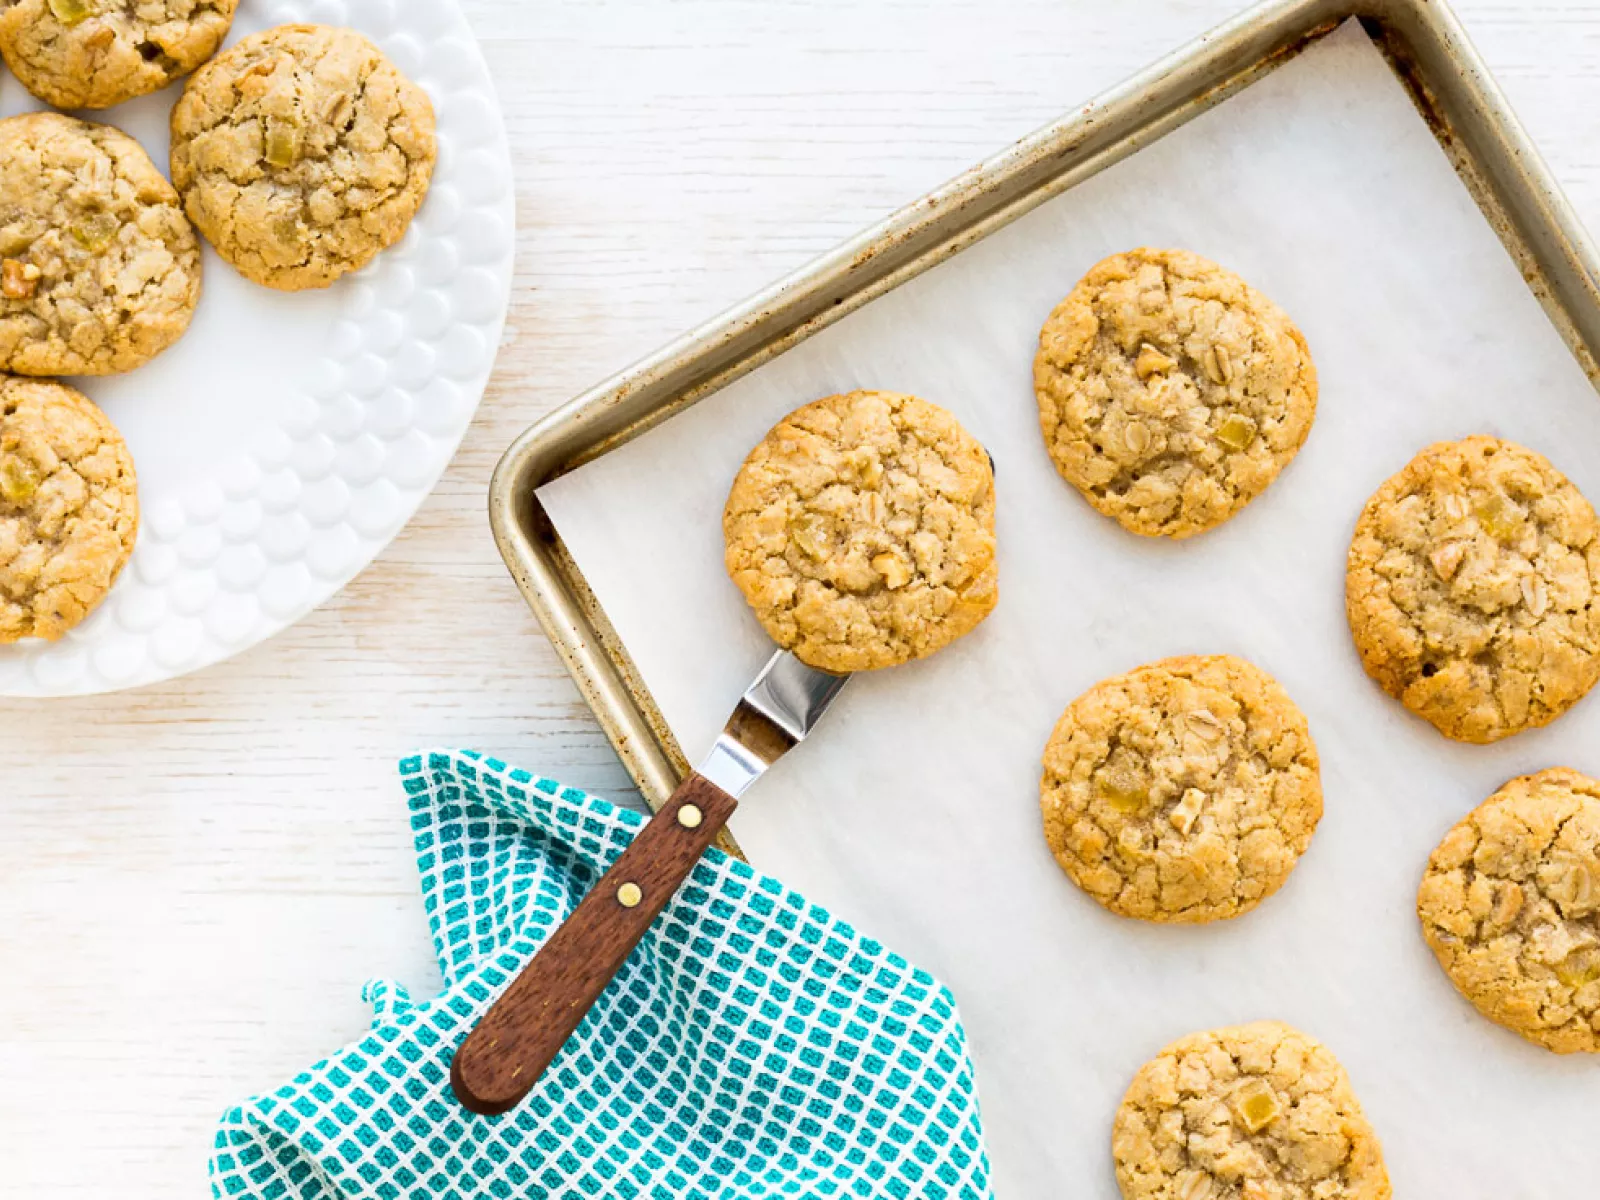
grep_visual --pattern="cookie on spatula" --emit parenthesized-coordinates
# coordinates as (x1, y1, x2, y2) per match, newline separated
(723, 389, 997, 672)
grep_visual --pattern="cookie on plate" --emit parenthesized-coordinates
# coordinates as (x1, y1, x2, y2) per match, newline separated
(0, 112, 201, 377)
(0, 0, 239, 110)
(1034, 247, 1316, 539)
(723, 389, 998, 673)
(1417, 767, 1600, 1053)
(1041, 654, 1321, 923)
(1113, 1021, 1391, 1200)
(1346, 436, 1600, 744)
(169, 23, 437, 291)
(0, 375, 138, 642)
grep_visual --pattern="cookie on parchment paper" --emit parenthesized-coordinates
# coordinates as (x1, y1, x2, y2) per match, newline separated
(169, 23, 437, 291)
(1040, 654, 1322, 924)
(1346, 436, 1600, 744)
(0, 375, 138, 643)
(1417, 767, 1600, 1054)
(1034, 247, 1317, 539)
(1112, 1021, 1391, 1200)
(723, 389, 998, 673)
(0, 112, 201, 377)
(0, 0, 239, 110)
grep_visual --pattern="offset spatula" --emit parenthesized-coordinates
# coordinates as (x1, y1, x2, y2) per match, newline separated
(450, 649, 849, 1116)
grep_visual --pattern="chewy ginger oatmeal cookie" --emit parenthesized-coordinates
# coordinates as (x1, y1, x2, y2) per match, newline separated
(0, 375, 137, 642)
(1346, 436, 1600, 744)
(1040, 655, 1321, 923)
(723, 390, 998, 673)
(0, 112, 201, 377)
(0, 0, 239, 110)
(1112, 1021, 1391, 1200)
(1035, 247, 1316, 539)
(1417, 768, 1600, 1053)
(169, 23, 437, 291)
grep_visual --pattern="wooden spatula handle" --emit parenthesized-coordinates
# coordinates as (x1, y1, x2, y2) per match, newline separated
(450, 772, 738, 1115)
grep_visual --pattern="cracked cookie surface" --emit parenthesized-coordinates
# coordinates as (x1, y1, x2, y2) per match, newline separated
(723, 390, 998, 672)
(1113, 1021, 1391, 1200)
(1347, 436, 1600, 744)
(169, 23, 437, 291)
(0, 375, 137, 642)
(1417, 767, 1600, 1053)
(0, 0, 239, 110)
(0, 112, 201, 377)
(1035, 247, 1316, 539)
(1041, 655, 1321, 923)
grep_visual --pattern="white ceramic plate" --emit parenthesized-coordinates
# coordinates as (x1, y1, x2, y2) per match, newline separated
(0, 0, 514, 696)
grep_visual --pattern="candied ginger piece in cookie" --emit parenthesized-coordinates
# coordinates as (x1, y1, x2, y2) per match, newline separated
(1034, 247, 1317, 539)
(722, 390, 998, 672)
(1347, 436, 1600, 743)
(169, 24, 438, 291)
(0, 376, 138, 643)
(1418, 767, 1600, 1053)
(1112, 1021, 1391, 1200)
(1040, 654, 1321, 923)
(0, 113, 201, 378)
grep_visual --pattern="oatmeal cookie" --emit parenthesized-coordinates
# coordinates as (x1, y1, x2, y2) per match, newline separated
(0, 0, 239, 110)
(1035, 247, 1317, 539)
(1041, 655, 1321, 923)
(0, 375, 137, 642)
(0, 112, 201, 377)
(723, 390, 998, 673)
(168, 23, 437, 291)
(1113, 1021, 1391, 1200)
(1346, 436, 1600, 743)
(1417, 767, 1600, 1053)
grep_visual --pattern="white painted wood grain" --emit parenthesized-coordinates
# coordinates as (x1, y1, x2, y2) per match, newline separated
(2, 1, 1598, 1193)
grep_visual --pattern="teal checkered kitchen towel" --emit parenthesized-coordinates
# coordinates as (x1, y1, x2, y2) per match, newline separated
(211, 750, 993, 1199)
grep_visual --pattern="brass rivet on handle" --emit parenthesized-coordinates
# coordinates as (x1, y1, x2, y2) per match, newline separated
(616, 882, 643, 908)
(678, 804, 703, 829)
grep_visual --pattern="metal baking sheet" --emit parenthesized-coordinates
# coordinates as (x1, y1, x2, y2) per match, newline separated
(494, 3, 1600, 1195)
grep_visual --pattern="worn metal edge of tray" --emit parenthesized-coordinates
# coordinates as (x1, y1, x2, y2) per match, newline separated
(489, 0, 1600, 844)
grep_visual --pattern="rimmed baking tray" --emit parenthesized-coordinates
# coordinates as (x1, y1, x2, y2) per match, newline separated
(489, 0, 1600, 853)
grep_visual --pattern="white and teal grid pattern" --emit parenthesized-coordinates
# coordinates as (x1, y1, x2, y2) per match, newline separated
(210, 750, 993, 1199)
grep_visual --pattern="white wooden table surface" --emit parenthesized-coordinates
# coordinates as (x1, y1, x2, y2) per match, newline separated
(3, 1, 1597, 1193)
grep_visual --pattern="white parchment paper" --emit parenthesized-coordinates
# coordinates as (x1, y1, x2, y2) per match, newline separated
(541, 23, 1600, 1197)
